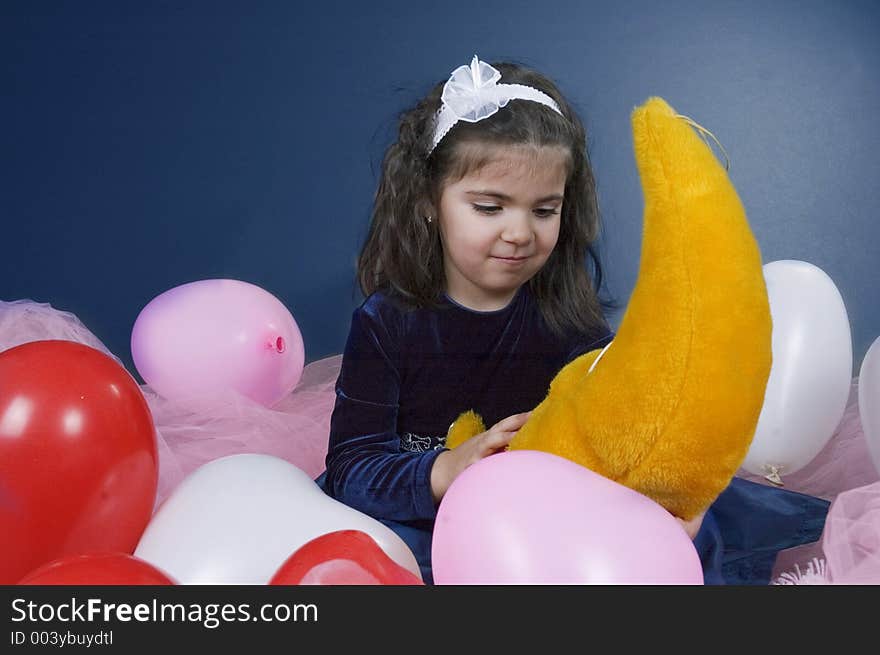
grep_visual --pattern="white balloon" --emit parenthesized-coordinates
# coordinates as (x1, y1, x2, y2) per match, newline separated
(134, 454, 421, 584)
(742, 260, 852, 480)
(858, 336, 880, 478)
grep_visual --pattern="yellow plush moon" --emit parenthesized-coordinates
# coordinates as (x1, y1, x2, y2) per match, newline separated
(448, 97, 772, 520)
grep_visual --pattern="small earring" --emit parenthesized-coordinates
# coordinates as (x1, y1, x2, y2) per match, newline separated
(426, 215, 433, 223)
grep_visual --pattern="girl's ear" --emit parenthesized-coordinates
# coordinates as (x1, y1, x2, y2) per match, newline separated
(417, 196, 437, 222)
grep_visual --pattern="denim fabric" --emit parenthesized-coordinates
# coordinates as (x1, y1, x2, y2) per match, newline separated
(696, 477, 830, 585)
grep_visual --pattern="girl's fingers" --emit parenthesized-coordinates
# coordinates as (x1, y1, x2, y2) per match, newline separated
(492, 412, 532, 431)
(484, 428, 518, 450)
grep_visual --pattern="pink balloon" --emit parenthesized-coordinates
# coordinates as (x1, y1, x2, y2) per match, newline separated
(432, 450, 703, 584)
(131, 279, 304, 407)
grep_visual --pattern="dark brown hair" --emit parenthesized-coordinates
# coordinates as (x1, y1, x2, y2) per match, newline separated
(358, 60, 613, 339)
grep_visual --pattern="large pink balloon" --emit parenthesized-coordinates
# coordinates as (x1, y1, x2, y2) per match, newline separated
(131, 279, 304, 407)
(432, 451, 703, 584)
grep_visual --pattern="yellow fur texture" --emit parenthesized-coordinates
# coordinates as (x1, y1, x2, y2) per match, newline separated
(446, 97, 772, 520)
(445, 410, 485, 450)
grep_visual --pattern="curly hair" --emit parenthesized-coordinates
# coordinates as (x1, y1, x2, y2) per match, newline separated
(357, 60, 614, 340)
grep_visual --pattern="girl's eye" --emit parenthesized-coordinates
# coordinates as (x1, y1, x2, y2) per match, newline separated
(472, 205, 560, 217)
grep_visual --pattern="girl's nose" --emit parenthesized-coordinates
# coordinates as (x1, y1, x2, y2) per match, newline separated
(501, 214, 533, 245)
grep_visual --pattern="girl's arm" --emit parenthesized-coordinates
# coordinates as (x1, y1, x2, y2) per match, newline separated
(322, 300, 444, 522)
(675, 510, 706, 540)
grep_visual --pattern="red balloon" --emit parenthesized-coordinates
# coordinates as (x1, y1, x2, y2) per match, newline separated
(269, 530, 424, 585)
(0, 340, 158, 584)
(18, 553, 176, 585)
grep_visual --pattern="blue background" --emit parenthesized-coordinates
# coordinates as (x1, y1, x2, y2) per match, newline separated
(3, 0, 878, 380)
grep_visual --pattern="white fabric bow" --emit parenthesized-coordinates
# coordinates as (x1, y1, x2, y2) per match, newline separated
(441, 56, 509, 123)
(429, 55, 564, 155)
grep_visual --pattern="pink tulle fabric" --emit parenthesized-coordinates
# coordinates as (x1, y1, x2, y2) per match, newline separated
(0, 300, 124, 366)
(0, 300, 335, 514)
(750, 381, 880, 584)
(3, 298, 879, 583)
(771, 480, 880, 585)
(821, 481, 880, 583)
(143, 357, 337, 509)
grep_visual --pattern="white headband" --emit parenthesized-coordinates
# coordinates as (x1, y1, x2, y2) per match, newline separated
(428, 55, 565, 156)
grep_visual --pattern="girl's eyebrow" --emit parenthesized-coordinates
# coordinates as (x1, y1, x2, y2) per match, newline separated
(465, 190, 564, 203)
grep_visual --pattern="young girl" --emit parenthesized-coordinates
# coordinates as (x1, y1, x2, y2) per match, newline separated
(316, 55, 829, 584)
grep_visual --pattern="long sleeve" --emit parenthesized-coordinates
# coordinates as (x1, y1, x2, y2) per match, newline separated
(322, 301, 444, 522)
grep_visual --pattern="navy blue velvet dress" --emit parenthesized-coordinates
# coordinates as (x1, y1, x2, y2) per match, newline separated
(315, 285, 829, 584)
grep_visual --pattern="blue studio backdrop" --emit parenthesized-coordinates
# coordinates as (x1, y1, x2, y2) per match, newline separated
(2, 0, 878, 381)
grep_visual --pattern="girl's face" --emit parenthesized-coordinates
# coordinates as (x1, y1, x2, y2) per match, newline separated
(436, 144, 568, 311)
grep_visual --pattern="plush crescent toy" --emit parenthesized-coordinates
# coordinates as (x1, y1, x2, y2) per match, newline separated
(445, 97, 773, 521)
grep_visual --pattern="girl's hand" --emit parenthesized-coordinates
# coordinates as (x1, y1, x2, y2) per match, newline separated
(674, 509, 706, 540)
(430, 411, 531, 504)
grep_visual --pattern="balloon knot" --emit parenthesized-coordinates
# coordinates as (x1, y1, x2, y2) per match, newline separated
(763, 465, 784, 486)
